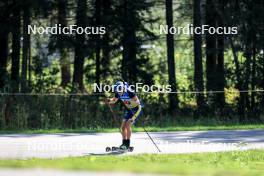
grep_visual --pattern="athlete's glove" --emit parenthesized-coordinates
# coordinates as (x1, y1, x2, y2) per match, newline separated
(104, 98, 110, 104)
(129, 118, 134, 123)
(124, 118, 133, 123)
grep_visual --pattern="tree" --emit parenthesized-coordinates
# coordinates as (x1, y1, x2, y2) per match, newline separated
(100, 0, 111, 79)
(262, 0, 264, 106)
(120, 0, 137, 83)
(21, 1, 31, 92)
(165, 0, 179, 112)
(223, 0, 263, 120)
(11, 0, 21, 92)
(94, 0, 102, 84)
(117, 0, 156, 84)
(205, 0, 217, 93)
(0, 3, 9, 90)
(73, 0, 87, 91)
(193, 0, 205, 112)
(57, 0, 71, 87)
(215, 0, 225, 109)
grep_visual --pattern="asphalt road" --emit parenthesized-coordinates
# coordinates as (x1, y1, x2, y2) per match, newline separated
(0, 130, 264, 159)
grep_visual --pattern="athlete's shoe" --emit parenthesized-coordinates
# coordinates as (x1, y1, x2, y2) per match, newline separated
(125, 139, 130, 148)
(119, 145, 128, 150)
(119, 143, 125, 148)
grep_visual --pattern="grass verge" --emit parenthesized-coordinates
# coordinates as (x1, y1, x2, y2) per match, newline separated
(0, 150, 264, 175)
(0, 124, 264, 134)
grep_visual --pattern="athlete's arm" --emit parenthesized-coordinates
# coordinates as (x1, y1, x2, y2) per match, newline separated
(131, 96, 140, 106)
(128, 90, 140, 107)
(105, 93, 119, 104)
(106, 97, 118, 104)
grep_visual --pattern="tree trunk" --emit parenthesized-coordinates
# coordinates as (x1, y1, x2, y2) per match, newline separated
(251, 36, 256, 113)
(121, 0, 137, 83)
(0, 25, 9, 90)
(249, 2, 257, 115)
(233, 0, 250, 121)
(193, 0, 205, 112)
(244, 46, 251, 116)
(58, 0, 71, 87)
(11, 4, 21, 92)
(101, 33, 110, 77)
(165, 0, 179, 112)
(229, 36, 245, 118)
(73, 0, 87, 91)
(95, 0, 101, 85)
(215, 0, 225, 109)
(216, 34, 225, 107)
(243, 1, 254, 116)
(205, 0, 217, 110)
(101, 0, 111, 79)
(262, 0, 264, 106)
(21, 5, 30, 92)
(28, 34, 32, 88)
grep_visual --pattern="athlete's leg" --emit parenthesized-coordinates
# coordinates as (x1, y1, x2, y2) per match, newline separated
(124, 106, 142, 147)
(121, 121, 126, 138)
(125, 120, 132, 139)
(122, 110, 131, 140)
(120, 121, 127, 147)
(123, 120, 131, 147)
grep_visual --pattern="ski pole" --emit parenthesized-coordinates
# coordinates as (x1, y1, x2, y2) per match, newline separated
(104, 98, 121, 133)
(105, 100, 118, 123)
(142, 123, 162, 153)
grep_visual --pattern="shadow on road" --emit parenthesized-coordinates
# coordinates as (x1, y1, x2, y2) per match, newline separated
(0, 133, 104, 138)
(83, 151, 126, 156)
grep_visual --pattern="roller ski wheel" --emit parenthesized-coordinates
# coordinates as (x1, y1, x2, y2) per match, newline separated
(105, 146, 118, 152)
(120, 146, 134, 152)
(106, 147, 111, 152)
(128, 146, 134, 152)
(112, 146, 118, 151)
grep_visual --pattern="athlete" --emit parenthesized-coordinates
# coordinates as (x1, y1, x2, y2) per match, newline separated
(105, 81, 142, 149)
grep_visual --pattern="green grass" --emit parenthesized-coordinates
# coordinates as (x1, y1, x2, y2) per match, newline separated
(1, 150, 264, 175)
(0, 124, 264, 134)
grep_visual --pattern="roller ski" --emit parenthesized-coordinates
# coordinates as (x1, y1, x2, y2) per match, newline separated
(106, 141, 134, 152)
(106, 145, 134, 152)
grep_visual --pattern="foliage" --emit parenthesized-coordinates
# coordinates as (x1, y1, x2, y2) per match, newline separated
(0, 0, 263, 129)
